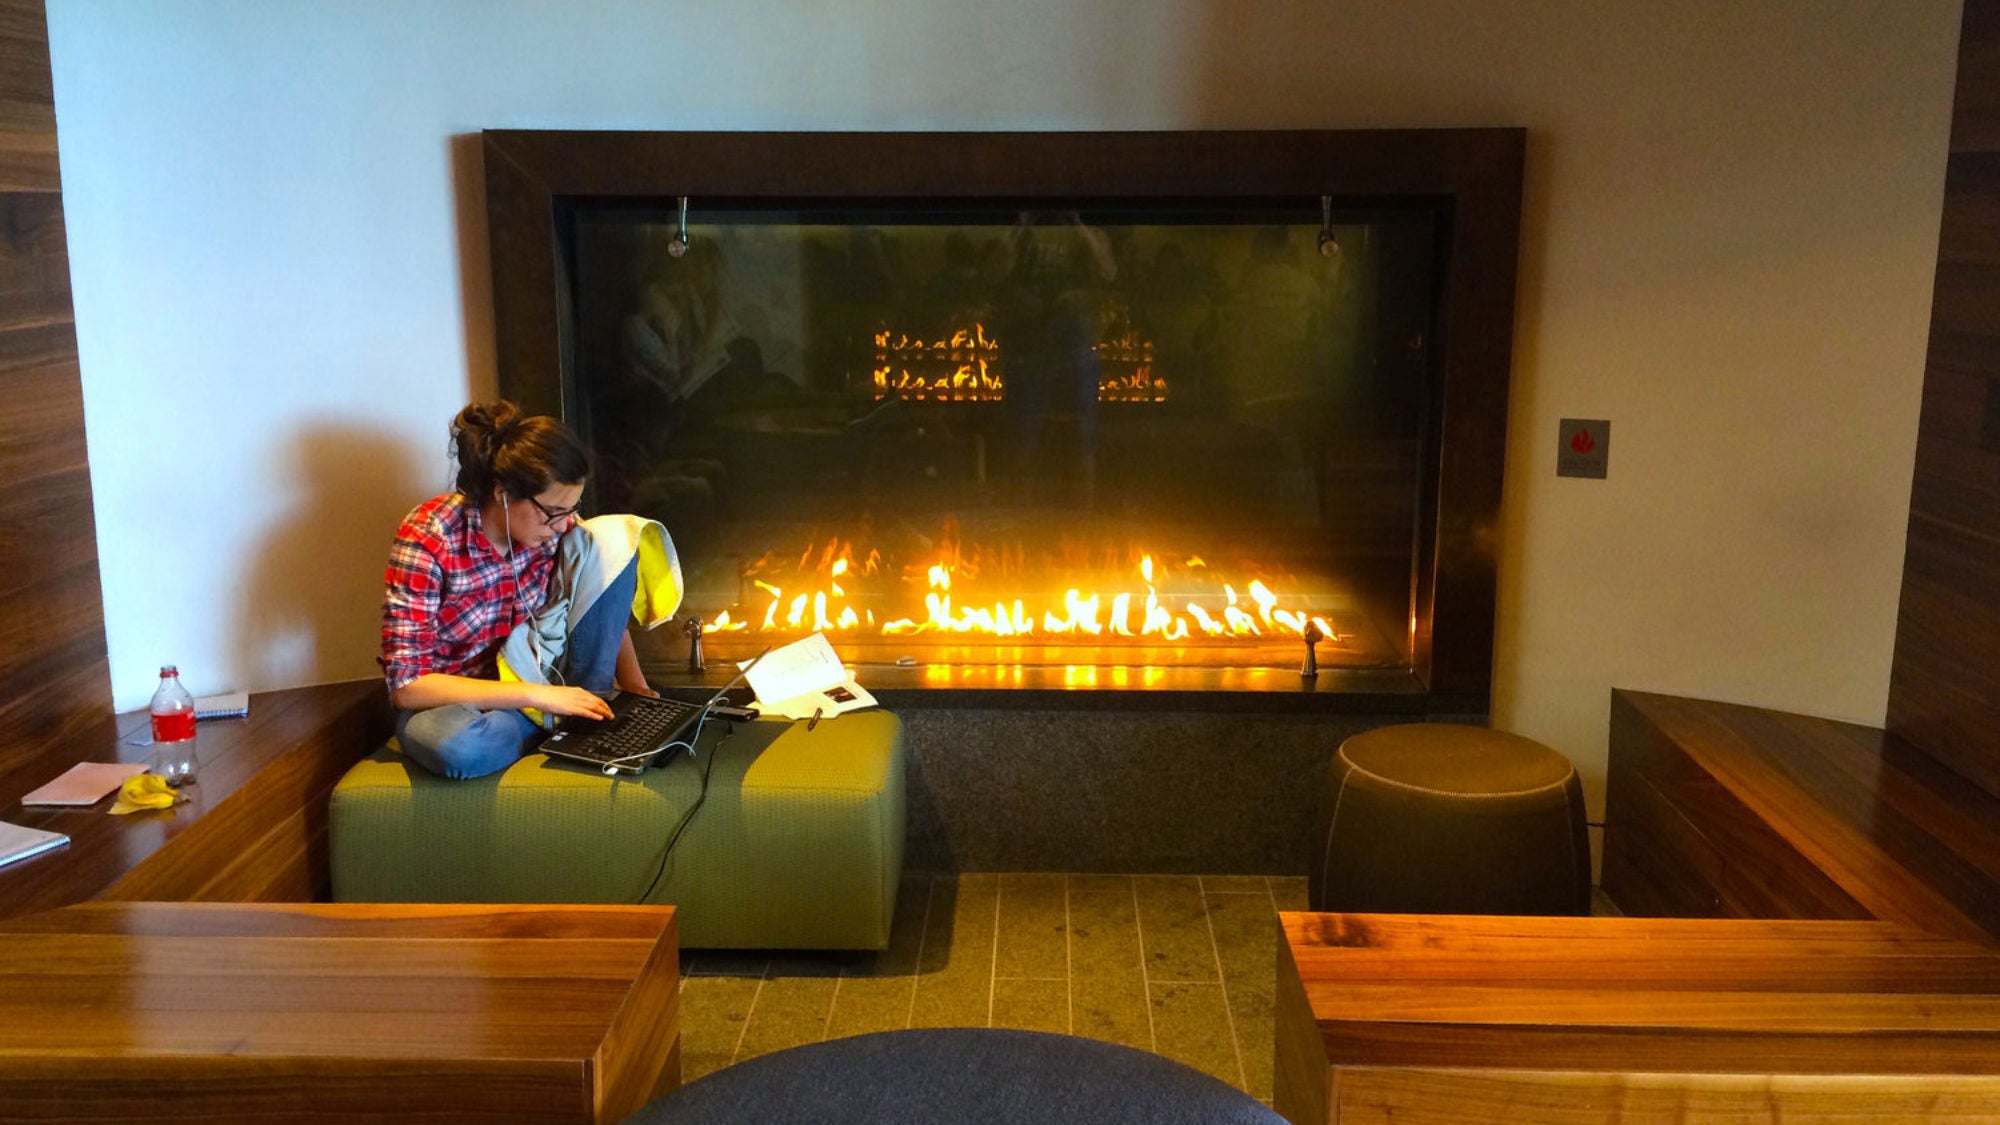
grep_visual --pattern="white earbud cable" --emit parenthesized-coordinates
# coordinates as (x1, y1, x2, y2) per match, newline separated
(502, 496, 561, 685)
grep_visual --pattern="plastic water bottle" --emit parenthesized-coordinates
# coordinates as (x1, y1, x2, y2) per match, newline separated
(149, 665, 199, 786)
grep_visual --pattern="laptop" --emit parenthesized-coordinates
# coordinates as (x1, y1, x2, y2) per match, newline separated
(536, 648, 770, 776)
(536, 693, 707, 775)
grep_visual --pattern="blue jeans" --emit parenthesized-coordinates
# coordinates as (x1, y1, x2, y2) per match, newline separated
(397, 557, 638, 780)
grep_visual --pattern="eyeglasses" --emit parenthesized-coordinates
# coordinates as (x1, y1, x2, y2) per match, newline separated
(526, 495, 581, 527)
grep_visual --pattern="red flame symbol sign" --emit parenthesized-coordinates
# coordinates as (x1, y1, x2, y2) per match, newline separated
(1569, 428, 1596, 454)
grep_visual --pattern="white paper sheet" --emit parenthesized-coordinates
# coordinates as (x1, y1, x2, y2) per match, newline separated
(741, 633, 849, 705)
(752, 678, 878, 722)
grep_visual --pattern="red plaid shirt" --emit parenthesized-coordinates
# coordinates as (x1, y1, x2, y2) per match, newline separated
(380, 493, 557, 692)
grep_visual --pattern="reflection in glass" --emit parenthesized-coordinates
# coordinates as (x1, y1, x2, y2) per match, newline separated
(572, 204, 1436, 673)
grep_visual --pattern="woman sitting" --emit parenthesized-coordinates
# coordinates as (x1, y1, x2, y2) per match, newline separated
(380, 400, 656, 779)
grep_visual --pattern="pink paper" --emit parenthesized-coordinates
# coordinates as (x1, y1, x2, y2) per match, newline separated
(20, 762, 150, 807)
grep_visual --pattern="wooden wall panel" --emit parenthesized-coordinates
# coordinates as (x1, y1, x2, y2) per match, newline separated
(0, 1, 57, 194)
(0, 0, 111, 788)
(1888, 0, 2000, 799)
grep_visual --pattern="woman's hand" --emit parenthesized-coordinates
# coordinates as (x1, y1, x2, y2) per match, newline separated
(529, 684, 617, 721)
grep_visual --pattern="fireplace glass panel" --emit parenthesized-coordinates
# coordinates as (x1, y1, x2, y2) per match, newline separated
(570, 203, 1437, 676)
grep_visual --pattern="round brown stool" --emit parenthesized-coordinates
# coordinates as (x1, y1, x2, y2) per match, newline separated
(1309, 723, 1590, 915)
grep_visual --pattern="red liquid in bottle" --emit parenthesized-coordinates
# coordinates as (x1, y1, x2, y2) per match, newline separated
(152, 710, 197, 743)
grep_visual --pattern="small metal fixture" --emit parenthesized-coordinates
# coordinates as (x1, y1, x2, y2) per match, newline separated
(1300, 619, 1324, 679)
(667, 195, 691, 258)
(682, 614, 705, 672)
(1317, 196, 1340, 258)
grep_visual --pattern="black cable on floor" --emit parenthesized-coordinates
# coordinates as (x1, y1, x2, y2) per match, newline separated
(641, 720, 736, 904)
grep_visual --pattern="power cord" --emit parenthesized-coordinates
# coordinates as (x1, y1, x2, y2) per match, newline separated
(594, 713, 701, 772)
(594, 646, 774, 901)
(596, 645, 771, 773)
(640, 716, 737, 903)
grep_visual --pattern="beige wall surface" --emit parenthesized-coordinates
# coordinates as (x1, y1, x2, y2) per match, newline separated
(46, 1, 1961, 822)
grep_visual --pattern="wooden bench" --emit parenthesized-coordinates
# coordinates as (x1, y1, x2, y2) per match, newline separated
(1276, 912, 2000, 1124)
(0, 679, 389, 918)
(1274, 689, 2000, 1123)
(0, 684, 689, 1122)
(0, 901, 681, 1123)
(1602, 688, 2000, 943)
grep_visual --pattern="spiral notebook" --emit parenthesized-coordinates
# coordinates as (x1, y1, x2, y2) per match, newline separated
(124, 692, 251, 747)
(194, 692, 250, 719)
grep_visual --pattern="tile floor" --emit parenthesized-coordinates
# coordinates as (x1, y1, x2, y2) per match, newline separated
(677, 873, 1308, 1103)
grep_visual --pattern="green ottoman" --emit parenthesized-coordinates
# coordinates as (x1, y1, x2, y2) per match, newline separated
(330, 710, 905, 950)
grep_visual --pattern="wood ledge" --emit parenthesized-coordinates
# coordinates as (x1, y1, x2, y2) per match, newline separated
(0, 679, 390, 919)
(1603, 689, 2000, 944)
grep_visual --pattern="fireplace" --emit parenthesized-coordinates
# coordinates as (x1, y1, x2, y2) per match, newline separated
(483, 131, 1523, 709)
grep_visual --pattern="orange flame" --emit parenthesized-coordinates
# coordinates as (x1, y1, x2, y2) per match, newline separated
(874, 323, 1005, 402)
(871, 321, 1166, 403)
(704, 533, 1339, 648)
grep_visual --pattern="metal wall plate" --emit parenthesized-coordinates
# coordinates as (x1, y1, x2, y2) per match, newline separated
(1558, 419, 1609, 478)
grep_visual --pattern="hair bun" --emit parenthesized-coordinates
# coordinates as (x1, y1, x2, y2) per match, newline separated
(448, 398, 587, 503)
(453, 401, 520, 446)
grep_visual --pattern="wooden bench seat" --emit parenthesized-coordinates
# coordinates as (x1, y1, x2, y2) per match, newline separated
(0, 679, 389, 919)
(1274, 689, 2000, 1123)
(0, 901, 680, 1123)
(1603, 688, 2000, 944)
(1275, 912, 2000, 1124)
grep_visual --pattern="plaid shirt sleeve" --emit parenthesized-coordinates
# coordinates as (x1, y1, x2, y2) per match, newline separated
(381, 524, 445, 692)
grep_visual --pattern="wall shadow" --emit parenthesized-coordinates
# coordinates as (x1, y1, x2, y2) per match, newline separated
(232, 423, 425, 692)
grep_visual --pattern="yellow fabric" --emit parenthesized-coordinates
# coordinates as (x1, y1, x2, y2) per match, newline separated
(494, 517, 680, 730)
(495, 655, 550, 729)
(109, 773, 182, 815)
(631, 521, 682, 627)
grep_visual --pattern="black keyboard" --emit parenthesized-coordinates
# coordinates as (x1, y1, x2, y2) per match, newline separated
(538, 695, 701, 771)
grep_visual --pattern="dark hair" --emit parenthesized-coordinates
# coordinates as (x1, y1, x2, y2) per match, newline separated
(449, 400, 590, 502)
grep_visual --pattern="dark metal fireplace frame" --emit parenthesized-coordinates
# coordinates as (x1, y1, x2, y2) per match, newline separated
(481, 129, 1524, 712)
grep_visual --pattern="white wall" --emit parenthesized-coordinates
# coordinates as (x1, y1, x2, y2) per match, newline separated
(47, 0, 1961, 819)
